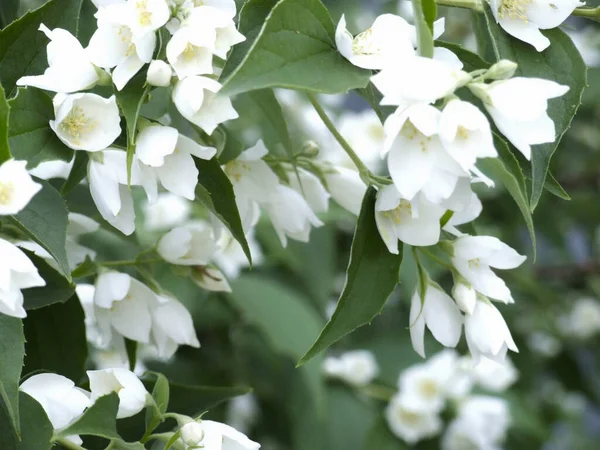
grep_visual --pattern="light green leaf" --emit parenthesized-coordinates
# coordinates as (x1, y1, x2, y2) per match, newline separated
(410, 0, 434, 57)
(0, 314, 25, 439)
(23, 294, 87, 382)
(195, 157, 252, 264)
(422, 0, 437, 34)
(8, 88, 73, 168)
(0, 83, 10, 163)
(298, 187, 402, 365)
(22, 251, 75, 310)
(11, 180, 72, 280)
(0, 0, 84, 97)
(0, 392, 53, 450)
(478, 6, 586, 211)
(362, 416, 409, 450)
(144, 371, 169, 435)
(0, 0, 19, 29)
(58, 392, 120, 439)
(220, 0, 370, 95)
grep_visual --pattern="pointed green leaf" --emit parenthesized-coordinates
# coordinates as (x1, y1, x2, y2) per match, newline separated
(61, 150, 89, 195)
(22, 251, 75, 309)
(0, 392, 54, 450)
(0, 314, 25, 438)
(220, 0, 370, 95)
(144, 371, 169, 435)
(0, 0, 19, 29)
(0, 83, 10, 163)
(58, 392, 120, 439)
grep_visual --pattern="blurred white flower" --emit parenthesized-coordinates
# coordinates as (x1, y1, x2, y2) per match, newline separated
(323, 167, 366, 216)
(472, 356, 518, 392)
(527, 331, 561, 357)
(442, 416, 498, 450)
(459, 395, 510, 444)
(558, 297, 600, 339)
(151, 295, 200, 359)
(567, 27, 600, 67)
(192, 265, 232, 293)
(0, 160, 42, 215)
(226, 393, 260, 435)
(385, 393, 442, 444)
(213, 229, 262, 279)
(158, 221, 219, 265)
(66, 213, 99, 269)
(143, 192, 191, 231)
(51, 93, 121, 151)
(87, 368, 148, 419)
(286, 167, 330, 214)
(182, 420, 260, 450)
(322, 350, 379, 386)
(17, 25, 99, 93)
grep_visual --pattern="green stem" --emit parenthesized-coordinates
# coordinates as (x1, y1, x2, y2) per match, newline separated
(411, 0, 434, 58)
(572, 7, 600, 22)
(55, 438, 87, 450)
(305, 93, 372, 186)
(360, 384, 397, 401)
(102, 258, 164, 267)
(419, 247, 454, 270)
(434, 0, 482, 11)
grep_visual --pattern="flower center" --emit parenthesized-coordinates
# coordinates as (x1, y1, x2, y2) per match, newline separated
(397, 408, 421, 426)
(136, 0, 152, 26)
(0, 181, 15, 205)
(118, 26, 136, 56)
(183, 43, 198, 61)
(384, 199, 412, 224)
(498, 0, 533, 21)
(352, 28, 380, 55)
(457, 125, 470, 140)
(401, 120, 431, 152)
(224, 161, 250, 182)
(468, 257, 480, 269)
(193, 0, 205, 5)
(418, 379, 439, 398)
(59, 106, 96, 145)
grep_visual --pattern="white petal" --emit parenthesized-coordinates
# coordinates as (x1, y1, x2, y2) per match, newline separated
(135, 125, 179, 167)
(409, 291, 426, 358)
(424, 286, 463, 348)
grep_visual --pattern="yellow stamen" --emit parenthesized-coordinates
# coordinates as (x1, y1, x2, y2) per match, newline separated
(0, 181, 15, 205)
(183, 43, 196, 60)
(384, 199, 412, 224)
(498, 0, 533, 22)
(352, 28, 380, 55)
(136, 0, 152, 26)
(468, 258, 480, 269)
(59, 106, 96, 146)
(457, 125, 470, 140)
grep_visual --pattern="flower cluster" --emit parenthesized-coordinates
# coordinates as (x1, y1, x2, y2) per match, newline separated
(337, 13, 568, 364)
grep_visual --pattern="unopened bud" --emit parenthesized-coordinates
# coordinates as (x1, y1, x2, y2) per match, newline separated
(452, 281, 476, 315)
(94, 67, 112, 86)
(301, 140, 319, 158)
(467, 82, 491, 105)
(180, 421, 205, 447)
(454, 70, 473, 89)
(486, 60, 518, 80)
(147, 60, 173, 87)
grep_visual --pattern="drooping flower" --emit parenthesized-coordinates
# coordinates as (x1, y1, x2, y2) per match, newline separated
(213, 228, 262, 279)
(385, 393, 442, 444)
(51, 93, 121, 151)
(0, 160, 42, 215)
(451, 235, 526, 304)
(146, 59, 173, 86)
(490, 0, 583, 52)
(87, 368, 148, 419)
(157, 221, 219, 265)
(322, 350, 379, 386)
(409, 283, 463, 358)
(323, 166, 366, 216)
(151, 295, 200, 359)
(143, 192, 191, 231)
(286, 167, 330, 214)
(191, 265, 232, 293)
(469, 78, 569, 159)
(17, 25, 99, 93)
(186, 4, 246, 59)
(66, 213, 100, 269)
(167, 26, 214, 79)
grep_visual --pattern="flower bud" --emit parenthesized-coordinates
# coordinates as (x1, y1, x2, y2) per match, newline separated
(452, 280, 476, 315)
(486, 60, 518, 80)
(301, 140, 320, 157)
(180, 421, 205, 447)
(147, 60, 173, 87)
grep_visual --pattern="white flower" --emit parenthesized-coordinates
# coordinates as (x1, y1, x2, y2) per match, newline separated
(322, 350, 379, 386)
(28, 159, 74, 180)
(490, 0, 583, 52)
(125, 0, 170, 37)
(263, 184, 323, 247)
(372, 57, 469, 107)
(452, 235, 526, 304)
(182, 420, 260, 450)
(88, 149, 137, 235)
(20, 373, 91, 431)
(213, 229, 262, 279)
(442, 417, 499, 450)
(465, 299, 518, 364)
(17, 25, 99, 93)
(226, 394, 259, 435)
(143, 192, 191, 230)
(87, 3, 157, 90)
(567, 27, 600, 67)
(181, 421, 206, 447)
(385, 393, 442, 444)
(397, 350, 458, 413)
(409, 284, 463, 358)
(439, 99, 497, 172)
(87, 368, 148, 419)
(286, 167, 330, 214)
(335, 14, 414, 69)
(382, 104, 467, 202)
(0, 238, 46, 318)
(470, 78, 569, 159)
(147, 59, 173, 86)
(93, 271, 158, 343)
(323, 167, 366, 216)
(457, 395, 510, 444)
(333, 109, 384, 173)
(167, 26, 214, 79)
(224, 140, 279, 203)
(151, 295, 200, 358)
(157, 220, 219, 265)
(192, 265, 232, 292)
(66, 213, 99, 269)
(172, 76, 238, 134)
(0, 160, 42, 215)
(472, 357, 518, 391)
(452, 280, 477, 315)
(558, 296, 600, 339)
(375, 185, 445, 252)
(51, 93, 121, 151)
(444, 188, 483, 236)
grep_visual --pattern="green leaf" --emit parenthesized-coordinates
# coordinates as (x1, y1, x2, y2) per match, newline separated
(0, 392, 54, 450)
(410, 0, 434, 58)
(216, 125, 244, 164)
(0, 314, 25, 438)
(435, 40, 490, 71)
(356, 82, 395, 124)
(115, 72, 150, 184)
(298, 188, 402, 365)
(58, 392, 120, 439)
(422, 0, 437, 34)
(23, 294, 87, 382)
(125, 339, 137, 373)
(111, 440, 146, 450)
(11, 180, 71, 280)
(61, 150, 88, 195)
(0, 0, 19, 29)
(168, 383, 251, 418)
(0, 0, 84, 97)
(144, 371, 169, 435)
(220, 0, 370, 95)
(478, 6, 586, 211)
(195, 157, 252, 264)
(7, 88, 73, 168)
(363, 416, 409, 450)
(0, 83, 10, 163)
(22, 251, 75, 309)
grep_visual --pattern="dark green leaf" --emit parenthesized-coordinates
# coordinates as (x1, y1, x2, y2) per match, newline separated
(0, 83, 10, 163)
(61, 150, 88, 195)
(8, 88, 73, 168)
(216, 125, 244, 164)
(71, 255, 98, 279)
(111, 440, 146, 450)
(356, 83, 395, 124)
(168, 383, 251, 418)
(0, 0, 84, 97)
(11, 180, 71, 280)
(0, 0, 19, 29)
(422, 0, 437, 34)
(298, 188, 402, 365)
(58, 393, 120, 439)
(195, 157, 252, 264)
(115, 72, 150, 184)
(0, 314, 24, 438)
(23, 294, 87, 382)
(0, 392, 54, 450)
(220, 0, 370, 95)
(22, 251, 75, 309)
(435, 40, 490, 71)
(144, 371, 169, 435)
(477, 6, 586, 210)
(125, 339, 137, 373)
